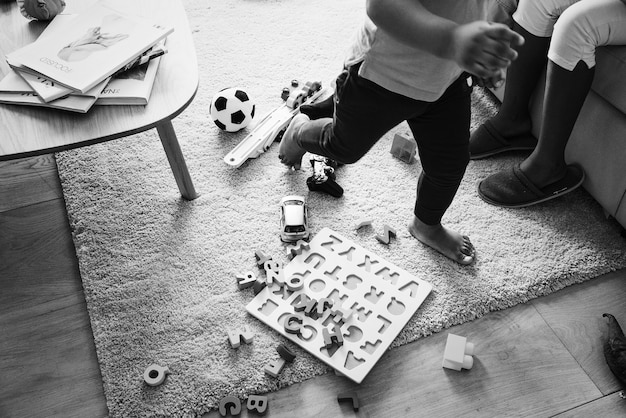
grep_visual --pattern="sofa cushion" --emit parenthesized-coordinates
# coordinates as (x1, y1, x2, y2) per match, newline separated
(592, 46, 626, 114)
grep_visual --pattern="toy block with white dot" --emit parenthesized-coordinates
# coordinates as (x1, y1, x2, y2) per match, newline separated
(227, 325, 255, 348)
(442, 333, 475, 371)
(264, 357, 286, 377)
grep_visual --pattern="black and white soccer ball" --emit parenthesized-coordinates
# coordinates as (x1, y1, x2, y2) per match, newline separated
(209, 87, 256, 132)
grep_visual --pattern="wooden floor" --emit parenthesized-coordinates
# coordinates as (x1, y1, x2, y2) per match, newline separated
(1, 154, 625, 418)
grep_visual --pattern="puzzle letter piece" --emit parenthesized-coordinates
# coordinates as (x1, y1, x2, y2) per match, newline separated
(442, 333, 475, 371)
(227, 326, 255, 348)
(284, 314, 303, 336)
(143, 364, 170, 386)
(219, 396, 242, 416)
(247, 395, 269, 415)
(264, 357, 286, 377)
(236, 271, 257, 290)
(276, 343, 297, 362)
(337, 392, 360, 412)
(375, 225, 396, 245)
(355, 219, 372, 231)
(322, 325, 344, 349)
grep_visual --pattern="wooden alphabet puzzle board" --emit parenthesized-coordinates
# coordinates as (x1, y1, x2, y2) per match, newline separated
(246, 227, 432, 383)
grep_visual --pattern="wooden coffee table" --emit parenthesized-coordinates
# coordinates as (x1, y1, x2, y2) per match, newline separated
(0, 0, 199, 200)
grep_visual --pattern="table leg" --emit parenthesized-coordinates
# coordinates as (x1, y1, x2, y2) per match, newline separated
(156, 120, 199, 200)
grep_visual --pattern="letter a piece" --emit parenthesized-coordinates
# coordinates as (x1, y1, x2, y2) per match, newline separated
(442, 333, 475, 371)
(236, 271, 257, 290)
(227, 325, 255, 349)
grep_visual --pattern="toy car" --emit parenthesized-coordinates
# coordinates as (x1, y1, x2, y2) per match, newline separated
(279, 195, 310, 242)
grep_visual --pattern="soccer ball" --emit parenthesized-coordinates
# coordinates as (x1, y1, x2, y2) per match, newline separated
(209, 87, 256, 132)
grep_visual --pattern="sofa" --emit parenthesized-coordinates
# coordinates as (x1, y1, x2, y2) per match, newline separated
(489, 0, 626, 230)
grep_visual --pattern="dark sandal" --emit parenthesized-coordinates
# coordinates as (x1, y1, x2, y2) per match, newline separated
(469, 120, 538, 160)
(477, 164, 585, 208)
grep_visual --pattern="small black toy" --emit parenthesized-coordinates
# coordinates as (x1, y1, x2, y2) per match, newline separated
(306, 155, 343, 197)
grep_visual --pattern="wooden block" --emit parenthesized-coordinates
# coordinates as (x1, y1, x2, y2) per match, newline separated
(264, 358, 286, 377)
(442, 333, 475, 371)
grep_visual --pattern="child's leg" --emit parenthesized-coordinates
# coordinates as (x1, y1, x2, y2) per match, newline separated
(279, 64, 421, 168)
(407, 75, 475, 265)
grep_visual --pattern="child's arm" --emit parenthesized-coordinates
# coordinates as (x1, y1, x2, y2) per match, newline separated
(366, 0, 524, 79)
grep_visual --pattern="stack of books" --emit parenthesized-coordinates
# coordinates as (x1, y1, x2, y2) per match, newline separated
(0, 1, 173, 113)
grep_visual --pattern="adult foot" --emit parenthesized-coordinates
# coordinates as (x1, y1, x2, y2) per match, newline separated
(300, 95, 334, 120)
(278, 114, 310, 170)
(408, 216, 475, 265)
(469, 118, 536, 159)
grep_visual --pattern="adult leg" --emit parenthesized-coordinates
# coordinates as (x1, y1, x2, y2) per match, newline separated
(469, 0, 579, 159)
(478, 0, 626, 207)
(521, 0, 626, 188)
(408, 75, 475, 265)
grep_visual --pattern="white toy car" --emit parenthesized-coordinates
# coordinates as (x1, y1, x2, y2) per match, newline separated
(279, 195, 310, 242)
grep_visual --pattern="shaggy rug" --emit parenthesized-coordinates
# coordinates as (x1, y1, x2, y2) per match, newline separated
(55, 0, 626, 416)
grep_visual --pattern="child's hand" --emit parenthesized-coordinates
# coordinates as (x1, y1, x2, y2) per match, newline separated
(450, 21, 524, 80)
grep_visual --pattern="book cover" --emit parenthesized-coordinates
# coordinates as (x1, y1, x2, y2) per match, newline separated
(0, 72, 96, 113)
(7, 1, 173, 94)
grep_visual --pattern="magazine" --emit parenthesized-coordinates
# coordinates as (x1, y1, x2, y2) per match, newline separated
(6, 1, 173, 94)
(96, 40, 166, 105)
(0, 71, 96, 113)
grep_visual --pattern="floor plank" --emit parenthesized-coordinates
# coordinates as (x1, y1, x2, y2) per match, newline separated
(532, 270, 626, 395)
(553, 391, 626, 417)
(0, 199, 84, 308)
(204, 303, 601, 418)
(0, 155, 62, 213)
(0, 197, 109, 418)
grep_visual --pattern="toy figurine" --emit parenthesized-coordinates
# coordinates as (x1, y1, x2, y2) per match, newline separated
(306, 155, 343, 197)
(17, 0, 65, 21)
(603, 313, 626, 390)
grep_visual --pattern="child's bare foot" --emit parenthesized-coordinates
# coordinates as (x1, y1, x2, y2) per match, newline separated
(278, 114, 310, 170)
(408, 216, 475, 265)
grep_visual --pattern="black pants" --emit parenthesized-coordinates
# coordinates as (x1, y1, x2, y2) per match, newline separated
(296, 64, 472, 225)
